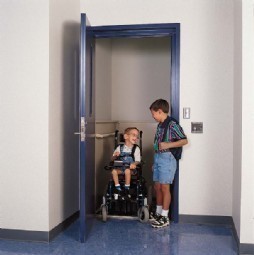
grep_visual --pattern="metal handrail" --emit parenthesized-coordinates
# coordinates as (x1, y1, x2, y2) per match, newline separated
(95, 132, 115, 139)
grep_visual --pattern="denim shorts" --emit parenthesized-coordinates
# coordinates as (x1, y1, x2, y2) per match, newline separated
(153, 152, 177, 184)
(118, 166, 130, 174)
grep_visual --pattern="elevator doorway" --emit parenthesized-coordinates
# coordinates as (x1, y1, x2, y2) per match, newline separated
(94, 36, 171, 210)
(79, 14, 180, 242)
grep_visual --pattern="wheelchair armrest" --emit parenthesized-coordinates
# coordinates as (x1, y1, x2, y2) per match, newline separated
(104, 160, 130, 170)
(104, 160, 144, 171)
(113, 160, 125, 167)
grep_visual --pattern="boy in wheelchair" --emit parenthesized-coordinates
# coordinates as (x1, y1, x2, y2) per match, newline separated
(102, 127, 149, 222)
(111, 127, 141, 199)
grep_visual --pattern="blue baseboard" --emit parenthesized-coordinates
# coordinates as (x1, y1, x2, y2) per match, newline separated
(231, 216, 254, 254)
(0, 228, 49, 242)
(0, 211, 79, 242)
(179, 214, 254, 254)
(240, 243, 254, 254)
(179, 214, 233, 226)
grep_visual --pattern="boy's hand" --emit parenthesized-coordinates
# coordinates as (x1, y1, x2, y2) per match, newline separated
(130, 163, 136, 170)
(113, 151, 120, 157)
(159, 142, 170, 150)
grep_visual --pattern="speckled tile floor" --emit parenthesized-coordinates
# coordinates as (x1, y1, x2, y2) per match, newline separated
(0, 218, 238, 255)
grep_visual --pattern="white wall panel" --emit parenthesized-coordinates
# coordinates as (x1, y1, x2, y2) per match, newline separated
(240, 0, 254, 243)
(81, 0, 234, 217)
(0, 0, 49, 231)
(233, 0, 242, 242)
(95, 39, 112, 121)
(111, 37, 171, 122)
(49, 0, 80, 231)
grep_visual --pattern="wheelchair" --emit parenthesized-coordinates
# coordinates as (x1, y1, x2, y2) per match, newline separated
(100, 130, 150, 223)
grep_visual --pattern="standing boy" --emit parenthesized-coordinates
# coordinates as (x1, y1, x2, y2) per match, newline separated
(150, 99, 188, 228)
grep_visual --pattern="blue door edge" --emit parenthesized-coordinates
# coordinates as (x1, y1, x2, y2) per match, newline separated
(79, 13, 87, 243)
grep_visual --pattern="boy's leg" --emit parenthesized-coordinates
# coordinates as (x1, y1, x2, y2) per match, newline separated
(124, 169, 131, 198)
(151, 152, 175, 228)
(154, 182, 163, 211)
(161, 184, 171, 210)
(151, 183, 170, 228)
(112, 169, 121, 191)
(149, 182, 163, 222)
(124, 168, 131, 186)
(150, 155, 163, 221)
(112, 169, 119, 185)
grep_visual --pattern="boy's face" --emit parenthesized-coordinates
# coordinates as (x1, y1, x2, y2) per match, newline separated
(124, 129, 139, 144)
(150, 109, 163, 122)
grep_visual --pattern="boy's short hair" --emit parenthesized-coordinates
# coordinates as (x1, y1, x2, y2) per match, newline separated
(124, 127, 139, 135)
(149, 99, 169, 113)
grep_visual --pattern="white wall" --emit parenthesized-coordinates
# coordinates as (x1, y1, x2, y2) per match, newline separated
(81, 0, 234, 217)
(240, 0, 254, 244)
(95, 37, 170, 122)
(111, 37, 171, 122)
(233, 0, 242, 241)
(49, 0, 80, 230)
(0, 0, 80, 233)
(232, 0, 254, 245)
(95, 39, 112, 121)
(0, 0, 49, 231)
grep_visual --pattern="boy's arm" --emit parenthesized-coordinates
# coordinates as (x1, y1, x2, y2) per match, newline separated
(159, 139, 188, 150)
(159, 122, 188, 150)
(130, 161, 140, 170)
(111, 146, 120, 160)
(130, 147, 141, 169)
(111, 154, 119, 161)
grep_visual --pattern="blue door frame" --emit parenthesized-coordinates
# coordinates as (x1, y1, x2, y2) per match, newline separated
(87, 23, 180, 222)
(89, 23, 180, 222)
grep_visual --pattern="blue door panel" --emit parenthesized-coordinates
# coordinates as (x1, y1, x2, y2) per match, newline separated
(79, 13, 95, 243)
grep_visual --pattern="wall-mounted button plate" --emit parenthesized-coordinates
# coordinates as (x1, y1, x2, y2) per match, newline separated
(191, 122, 203, 133)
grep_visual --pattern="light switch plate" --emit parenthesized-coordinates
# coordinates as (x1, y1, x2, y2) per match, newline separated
(183, 107, 190, 119)
(191, 122, 203, 133)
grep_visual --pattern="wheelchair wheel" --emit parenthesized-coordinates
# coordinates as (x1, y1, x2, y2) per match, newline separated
(138, 206, 149, 223)
(101, 205, 107, 222)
